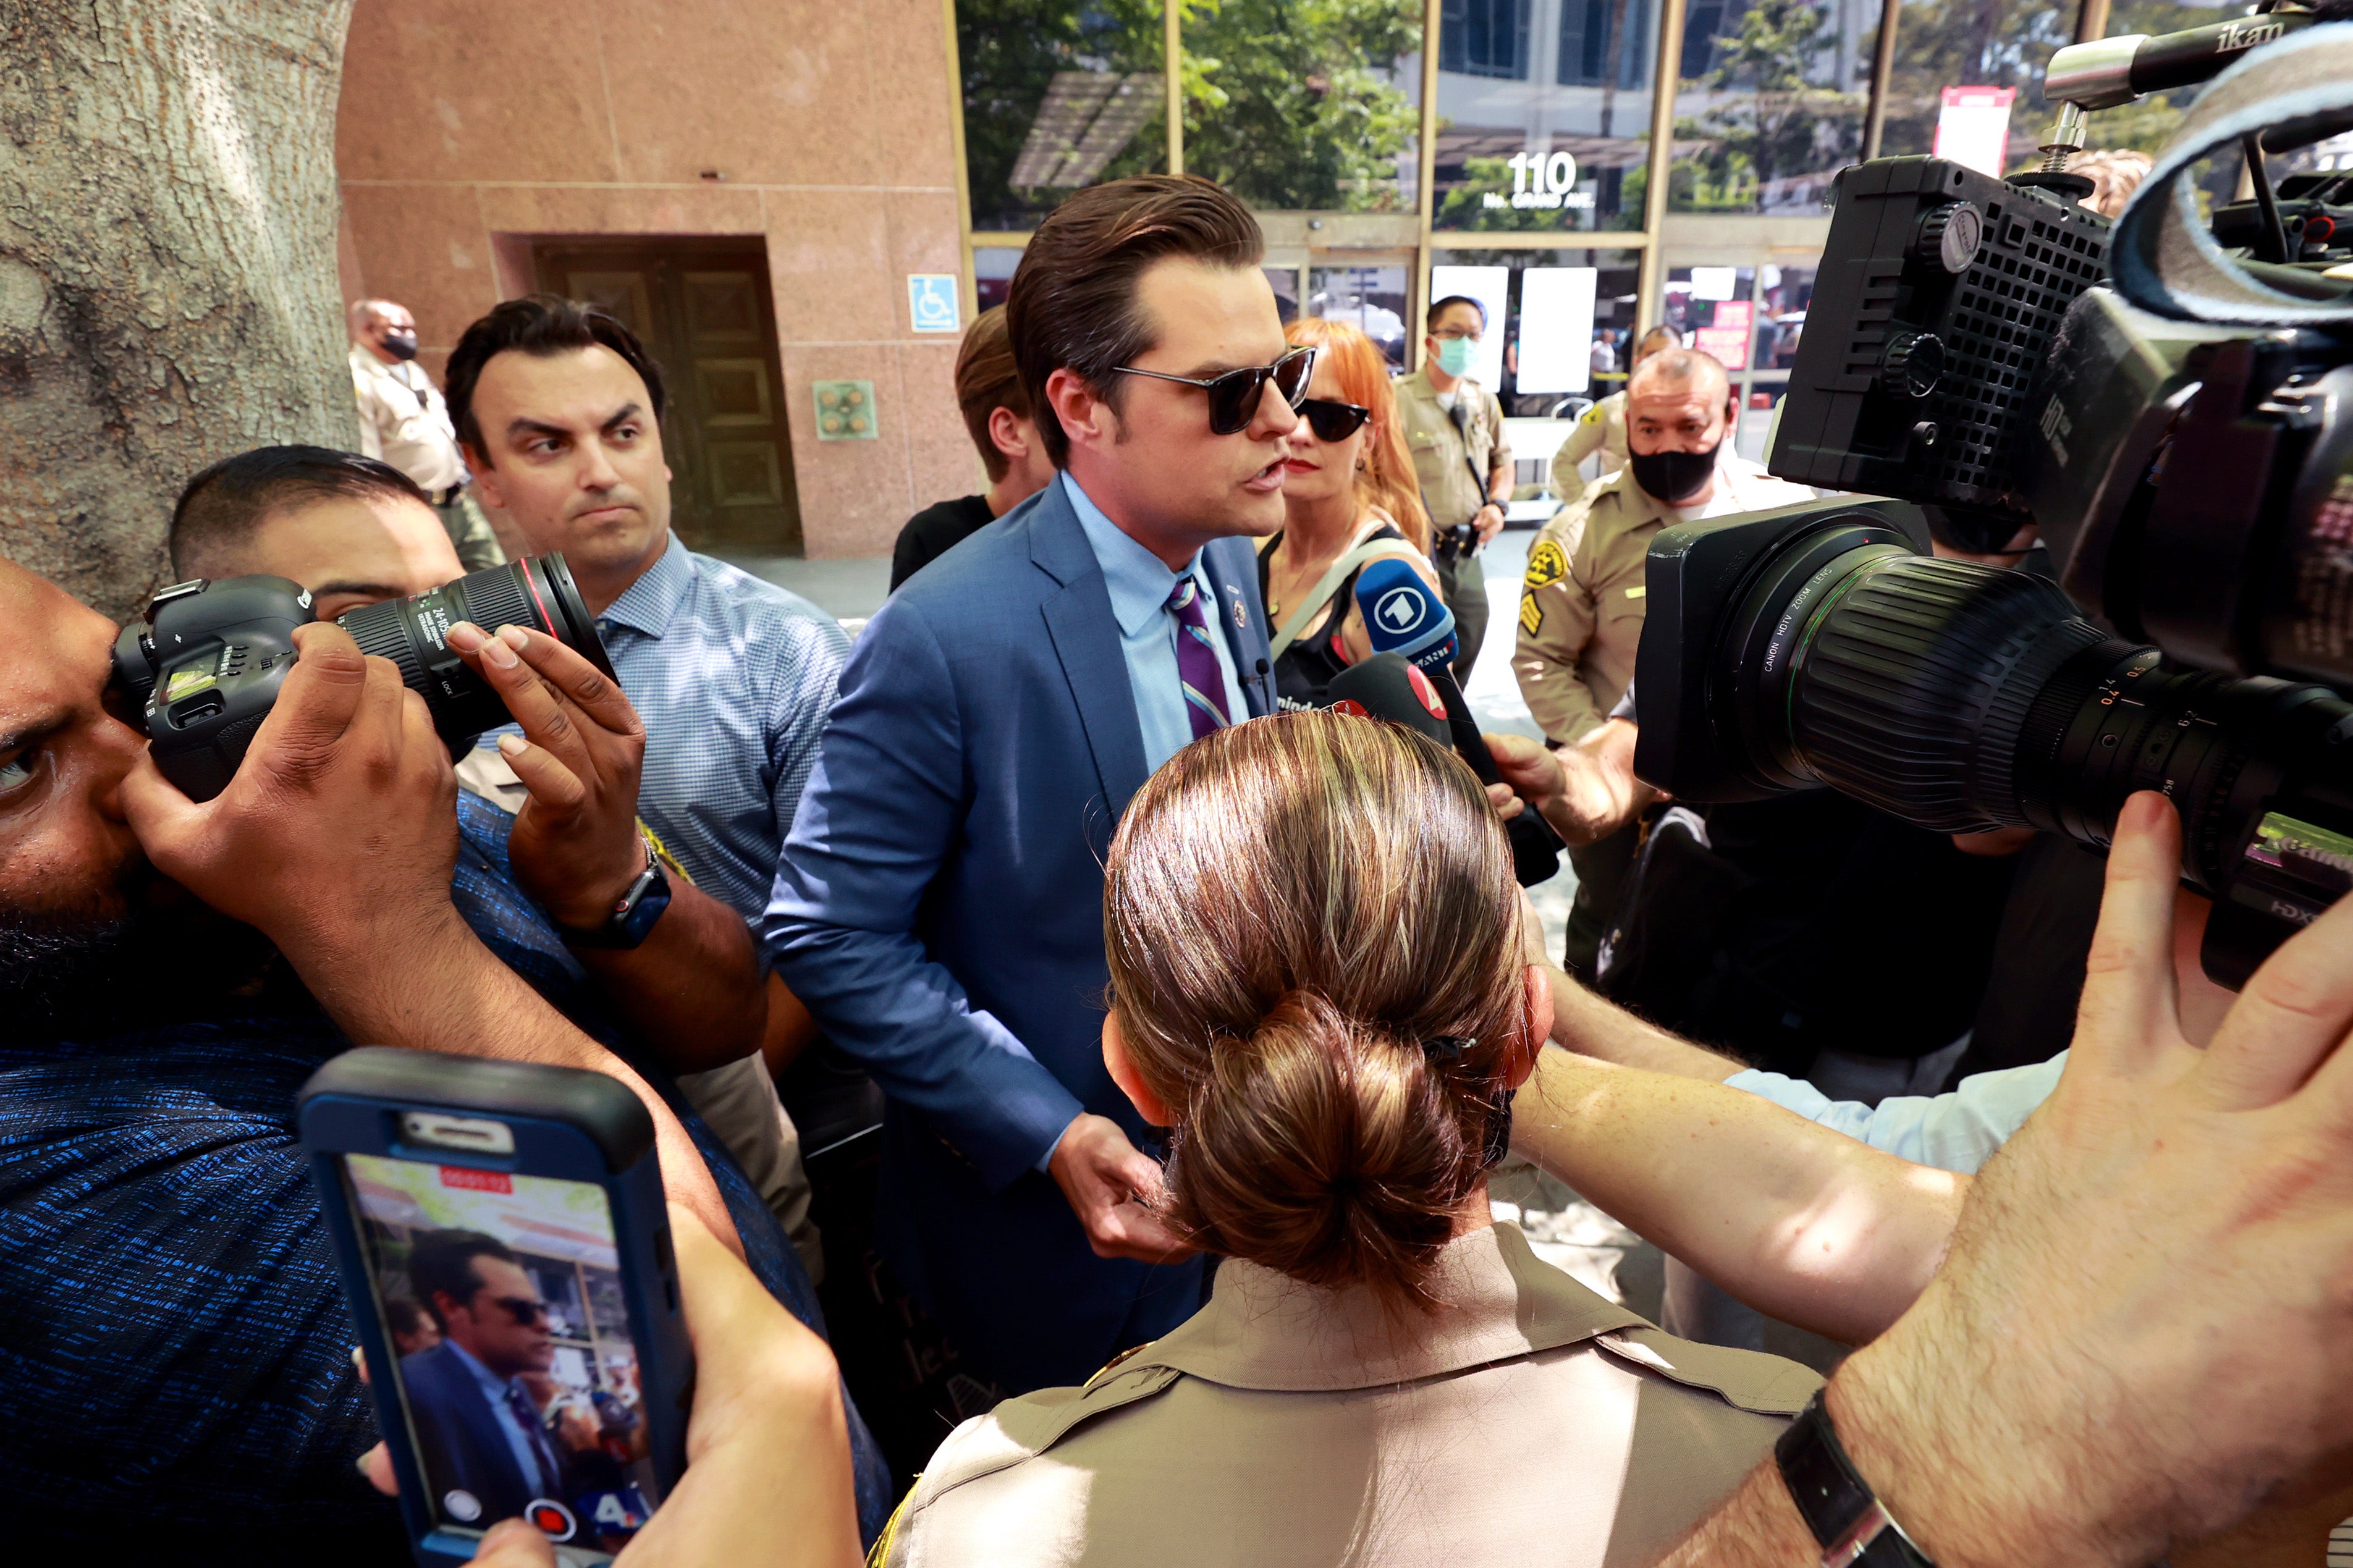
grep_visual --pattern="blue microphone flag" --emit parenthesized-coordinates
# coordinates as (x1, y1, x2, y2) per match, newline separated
(1354, 557, 1457, 673)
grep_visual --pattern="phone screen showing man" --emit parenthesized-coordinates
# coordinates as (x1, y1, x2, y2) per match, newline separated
(342, 1152, 662, 1555)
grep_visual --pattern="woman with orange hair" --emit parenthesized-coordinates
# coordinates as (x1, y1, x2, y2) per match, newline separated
(1257, 318, 1446, 707)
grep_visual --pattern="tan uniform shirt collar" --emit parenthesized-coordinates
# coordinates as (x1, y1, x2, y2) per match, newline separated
(1127, 1221, 1645, 1394)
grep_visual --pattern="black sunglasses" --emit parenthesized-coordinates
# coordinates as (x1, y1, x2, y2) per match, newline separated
(1115, 345, 1317, 436)
(1297, 398, 1372, 444)
(488, 1294, 551, 1326)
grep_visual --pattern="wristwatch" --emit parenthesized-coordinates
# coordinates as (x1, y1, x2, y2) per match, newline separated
(555, 841, 673, 951)
(1775, 1390, 1937, 1567)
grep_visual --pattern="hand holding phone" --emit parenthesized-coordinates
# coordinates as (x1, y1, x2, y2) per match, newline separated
(303, 1050, 693, 1566)
(357, 1200, 864, 1568)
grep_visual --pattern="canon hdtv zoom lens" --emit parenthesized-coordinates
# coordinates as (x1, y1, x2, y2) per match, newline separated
(337, 554, 615, 744)
(1718, 531, 2353, 902)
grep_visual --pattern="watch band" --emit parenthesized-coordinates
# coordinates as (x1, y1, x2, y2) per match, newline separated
(1775, 1391, 1937, 1568)
(556, 843, 673, 951)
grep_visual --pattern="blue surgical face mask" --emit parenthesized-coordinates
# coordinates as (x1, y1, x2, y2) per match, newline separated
(1435, 334, 1477, 378)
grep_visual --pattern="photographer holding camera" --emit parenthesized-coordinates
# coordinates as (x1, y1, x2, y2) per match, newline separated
(163, 444, 824, 1277)
(0, 550, 890, 1557)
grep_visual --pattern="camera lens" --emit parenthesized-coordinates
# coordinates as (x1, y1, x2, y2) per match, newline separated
(337, 554, 616, 746)
(1715, 531, 2353, 922)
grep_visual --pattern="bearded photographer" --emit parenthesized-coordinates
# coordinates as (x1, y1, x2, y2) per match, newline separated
(0, 557, 889, 1557)
(1513, 348, 1812, 981)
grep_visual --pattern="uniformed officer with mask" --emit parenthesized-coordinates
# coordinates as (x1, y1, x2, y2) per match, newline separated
(1548, 322, 1682, 489)
(1514, 347, 1811, 978)
(1393, 295, 1513, 681)
(347, 298, 504, 571)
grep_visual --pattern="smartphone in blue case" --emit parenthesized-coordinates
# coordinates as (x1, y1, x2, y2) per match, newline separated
(298, 1048, 693, 1567)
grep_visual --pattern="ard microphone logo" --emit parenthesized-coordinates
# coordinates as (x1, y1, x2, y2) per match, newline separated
(1374, 586, 1428, 637)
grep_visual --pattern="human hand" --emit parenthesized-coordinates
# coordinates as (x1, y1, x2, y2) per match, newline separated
(1827, 791, 2353, 1567)
(362, 1207, 861, 1567)
(1048, 1113, 1201, 1263)
(1483, 728, 1646, 846)
(119, 621, 462, 964)
(1474, 502, 1507, 546)
(1482, 731, 1563, 827)
(444, 622, 648, 930)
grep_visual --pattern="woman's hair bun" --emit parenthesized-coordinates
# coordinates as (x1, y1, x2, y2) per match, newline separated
(1167, 991, 1479, 1307)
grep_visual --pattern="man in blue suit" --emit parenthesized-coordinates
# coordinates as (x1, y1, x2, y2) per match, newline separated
(400, 1229, 570, 1525)
(765, 175, 1304, 1393)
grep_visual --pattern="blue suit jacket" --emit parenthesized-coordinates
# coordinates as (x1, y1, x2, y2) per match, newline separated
(765, 480, 1275, 1392)
(399, 1342, 554, 1525)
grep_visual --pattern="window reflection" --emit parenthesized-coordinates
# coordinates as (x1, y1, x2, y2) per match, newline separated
(1433, 249, 1641, 414)
(974, 247, 1024, 313)
(957, 0, 1166, 233)
(1434, 0, 1658, 232)
(1875, 0, 2069, 174)
(1668, 0, 1868, 214)
(1304, 266, 1412, 368)
(1178, 0, 1422, 214)
(1664, 265, 1757, 368)
(1756, 262, 1813, 371)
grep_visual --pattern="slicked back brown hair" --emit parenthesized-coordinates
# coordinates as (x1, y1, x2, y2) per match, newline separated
(1005, 174, 1265, 469)
(953, 306, 1028, 483)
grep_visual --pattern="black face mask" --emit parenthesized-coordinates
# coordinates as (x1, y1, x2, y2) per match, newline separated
(1628, 442, 1720, 506)
(379, 328, 420, 362)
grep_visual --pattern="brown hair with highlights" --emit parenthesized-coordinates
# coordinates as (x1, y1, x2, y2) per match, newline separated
(1103, 710, 1529, 1312)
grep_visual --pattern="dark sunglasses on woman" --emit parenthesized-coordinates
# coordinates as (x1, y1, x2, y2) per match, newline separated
(1296, 398, 1371, 443)
(1115, 345, 1317, 436)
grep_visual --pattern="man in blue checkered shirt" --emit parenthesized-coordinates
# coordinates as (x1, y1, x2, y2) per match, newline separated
(444, 297, 850, 1281)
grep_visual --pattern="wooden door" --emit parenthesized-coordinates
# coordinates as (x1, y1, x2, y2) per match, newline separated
(533, 238, 803, 557)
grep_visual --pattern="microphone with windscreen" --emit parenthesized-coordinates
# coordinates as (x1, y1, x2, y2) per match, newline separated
(1331, 566, 1565, 886)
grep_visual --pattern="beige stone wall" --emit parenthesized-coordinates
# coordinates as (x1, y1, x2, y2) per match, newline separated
(334, 0, 979, 558)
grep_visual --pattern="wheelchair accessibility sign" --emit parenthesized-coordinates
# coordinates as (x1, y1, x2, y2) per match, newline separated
(908, 274, 961, 334)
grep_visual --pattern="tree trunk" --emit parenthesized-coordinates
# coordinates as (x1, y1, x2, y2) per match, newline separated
(0, 1, 357, 622)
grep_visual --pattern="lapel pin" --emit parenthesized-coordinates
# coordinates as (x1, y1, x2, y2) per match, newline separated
(1231, 596, 1247, 631)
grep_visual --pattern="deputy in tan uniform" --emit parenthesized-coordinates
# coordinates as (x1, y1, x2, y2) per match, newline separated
(348, 298, 504, 572)
(1548, 322, 1683, 492)
(874, 711, 1822, 1568)
(1394, 294, 1513, 681)
(1516, 348, 1812, 978)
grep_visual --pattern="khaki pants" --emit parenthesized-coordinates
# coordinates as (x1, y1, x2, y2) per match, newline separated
(675, 1056, 825, 1286)
(1434, 545, 1490, 684)
(433, 489, 505, 573)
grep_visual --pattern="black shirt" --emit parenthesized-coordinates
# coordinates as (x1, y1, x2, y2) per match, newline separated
(1255, 523, 1408, 709)
(891, 494, 997, 591)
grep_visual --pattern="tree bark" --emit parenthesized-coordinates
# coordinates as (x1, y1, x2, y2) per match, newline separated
(0, 1, 357, 621)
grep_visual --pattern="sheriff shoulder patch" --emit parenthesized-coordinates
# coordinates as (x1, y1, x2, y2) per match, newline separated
(1525, 539, 1569, 590)
(1580, 402, 1604, 426)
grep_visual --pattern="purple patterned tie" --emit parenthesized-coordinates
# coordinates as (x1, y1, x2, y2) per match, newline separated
(1166, 576, 1231, 741)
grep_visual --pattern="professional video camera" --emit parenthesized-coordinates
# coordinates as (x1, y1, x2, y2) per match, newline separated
(1635, 16, 2353, 983)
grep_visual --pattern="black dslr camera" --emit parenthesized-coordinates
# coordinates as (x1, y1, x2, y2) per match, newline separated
(113, 555, 614, 802)
(1636, 15, 2353, 984)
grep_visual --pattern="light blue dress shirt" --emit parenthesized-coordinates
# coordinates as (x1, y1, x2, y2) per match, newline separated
(1062, 472, 1248, 772)
(480, 533, 850, 926)
(1725, 1052, 2066, 1174)
(444, 1338, 554, 1496)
